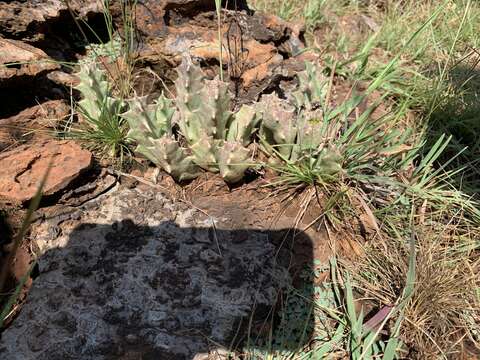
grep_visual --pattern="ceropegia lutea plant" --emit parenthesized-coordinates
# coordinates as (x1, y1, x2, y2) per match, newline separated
(122, 95, 200, 181)
(175, 59, 260, 183)
(257, 62, 344, 185)
(123, 57, 260, 183)
(70, 63, 130, 161)
(259, 60, 480, 225)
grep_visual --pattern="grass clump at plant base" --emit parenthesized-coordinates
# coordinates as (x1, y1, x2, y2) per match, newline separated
(62, 0, 138, 166)
(259, 11, 480, 228)
(62, 61, 132, 165)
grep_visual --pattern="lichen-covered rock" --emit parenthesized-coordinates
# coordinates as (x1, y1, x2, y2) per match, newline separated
(0, 140, 92, 205)
(0, 186, 300, 359)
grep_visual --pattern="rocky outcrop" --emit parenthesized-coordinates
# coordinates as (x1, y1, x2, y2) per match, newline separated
(0, 186, 307, 359)
(0, 100, 70, 151)
(0, 140, 92, 205)
(0, 0, 317, 112)
(126, 1, 315, 101)
(0, 38, 68, 117)
(0, 0, 103, 117)
(111, 0, 250, 38)
(0, 0, 103, 40)
(0, 39, 59, 85)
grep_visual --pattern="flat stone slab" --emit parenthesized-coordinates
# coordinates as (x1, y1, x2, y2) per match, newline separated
(0, 186, 312, 359)
(0, 140, 92, 204)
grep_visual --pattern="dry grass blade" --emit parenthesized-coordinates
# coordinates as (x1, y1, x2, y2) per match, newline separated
(0, 163, 51, 328)
(214, 0, 224, 81)
(351, 215, 480, 358)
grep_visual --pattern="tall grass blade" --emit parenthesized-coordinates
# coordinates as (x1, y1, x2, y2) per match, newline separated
(365, 3, 446, 96)
(0, 164, 50, 329)
(0, 262, 36, 329)
(0, 163, 51, 293)
(214, 0, 224, 81)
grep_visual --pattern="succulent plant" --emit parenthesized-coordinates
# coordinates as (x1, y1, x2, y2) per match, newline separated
(257, 94, 297, 159)
(292, 61, 328, 110)
(121, 57, 260, 183)
(294, 115, 324, 154)
(123, 95, 175, 139)
(174, 58, 259, 182)
(175, 59, 233, 144)
(227, 104, 261, 146)
(74, 63, 123, 122)
(122, 94, 200, 181)
(258, 61, 344, 180)
(137, 135, 200, 182)
(313, 148, 343, 179)
(190, 134, 218, 172)
(217, 141, 252, 183)
(75, 58, 341, 183)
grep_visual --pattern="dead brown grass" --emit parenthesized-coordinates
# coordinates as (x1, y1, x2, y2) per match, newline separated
(348, 215, 480, 359)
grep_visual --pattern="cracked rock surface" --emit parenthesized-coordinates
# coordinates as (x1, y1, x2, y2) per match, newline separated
(0, 140, 93, 205)
(0, 185, 299, 359)
(0, 0, 102, 40)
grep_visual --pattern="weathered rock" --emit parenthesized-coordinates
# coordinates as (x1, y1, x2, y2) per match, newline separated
(130, 1, 310, 101)
(144, 22, 285, 88)
(0, 140, 92, 204)
(0, 38, 59, 84)
(0, 100, 70, 151)
(0, 0, 103, 39)
(111, 0, 249, 38)
(0, 186, 311, 359)
(0, 39, 66, 118)
(46, 70, 80, 87)
(57, 169, 117, 206)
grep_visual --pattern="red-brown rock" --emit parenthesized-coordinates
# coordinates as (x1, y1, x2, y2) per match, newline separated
(0, 140, 92, 204)
(115, 0, 306, 98)
(0, 38, 59, 83)
(0, 100, 70, 151)
(111, 0, 249, 38)
(0, 0, 102, 39)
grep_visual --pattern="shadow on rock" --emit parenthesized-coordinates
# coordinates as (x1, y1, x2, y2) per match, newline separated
(0, 219, 314, 359)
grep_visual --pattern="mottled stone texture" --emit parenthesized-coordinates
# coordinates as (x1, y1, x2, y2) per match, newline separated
(0, 186, 300, 359)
